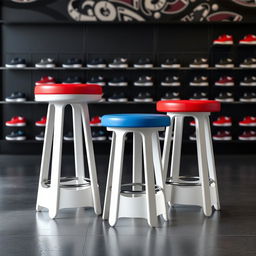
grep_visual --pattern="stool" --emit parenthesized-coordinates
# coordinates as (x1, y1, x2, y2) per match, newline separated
(101, 114, 170, 227)
(35, 83, 102, 219)
(157, 100, 221, 216)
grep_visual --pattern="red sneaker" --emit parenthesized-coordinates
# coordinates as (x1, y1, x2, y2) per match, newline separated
(35, 116, 47, 127)
(213, 131, 232, 141)
(213, 34, 233, 45)
(239, 116, 256, 127)
(239, 34, 256, 45)
(239, 131, 256, 141)
(35, 76, 56, 86)
(215, 76, 234, 86)
(90, 116, 101, 126)
(213, 116, 232, 127)
(189, 120, 195, 126)
(6, 116, 26, 127)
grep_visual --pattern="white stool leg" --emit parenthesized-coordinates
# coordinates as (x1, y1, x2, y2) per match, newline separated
(80, 104, 102, 215)
(152, 132, 169, 221)
(36, 104, 55, 212)
(141, 131, 158, 228)
(72, 104, 85, 183)
(133, 132, 142, 190)
(195, 115, 212, 217)
(109, 131, 126, 227)
(102, 132, 116, 220)
(49, 104, 65, 219)
(204, 116, 220, 210)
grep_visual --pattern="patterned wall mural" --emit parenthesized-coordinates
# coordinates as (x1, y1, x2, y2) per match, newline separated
(2, 0, 256, 23)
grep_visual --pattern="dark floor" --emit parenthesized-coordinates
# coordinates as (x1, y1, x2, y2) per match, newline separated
(0, 154, 256, 256)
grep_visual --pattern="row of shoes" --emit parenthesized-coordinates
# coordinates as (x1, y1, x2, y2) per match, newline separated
(213, 34, 256, 45)
(5, 56, 256, 69)
(5, 116, 46, 127)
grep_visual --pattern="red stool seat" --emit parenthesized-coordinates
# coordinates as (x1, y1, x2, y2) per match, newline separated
(35, 83, 102, 95)
(157, 100, 221, 113)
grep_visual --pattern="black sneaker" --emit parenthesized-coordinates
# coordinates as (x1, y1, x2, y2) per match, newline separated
(240, 92, 256, 102)
(35, 131, 45, 141)
(189, 132, 196, 141)
(87, 58, 106, 68)
(190, 92, 208, 100)
(6, 57, 26, 68)
(240, 76, 256, 86)
(6, 131, 26, 141)
(134, 58, 153, 68)
(240, 58, 256, 68)
(92, 130, 107, 141)
(161, 76, 180, 87)
(62, 76, 81, 84)
(35, 58, 56, 68)
(5, 92, 26, 102)
(189, 58, 209, 68)
(190, 76, 209, 86)
(134, 76, 153, 86)
(161, 92, 180, 100)
(108, 77, 128, 87)
(62, 58, 82, 68)
(215, 58, 234, 68)
(108, 92, 128, 102)
(134, 92, 153, 102)
(108, 58, 128, 68)
(87, 76, 106, 86)
(161, 58, 180, 68)
(215, 92, 234, 102)
(64, 132, 73, 141)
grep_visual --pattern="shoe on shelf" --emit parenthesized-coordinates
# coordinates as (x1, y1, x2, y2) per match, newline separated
(239, 116, 256, 126)
(190, 92, 208, 100)
(215, 58, 234, 68)
(5, 92, 26, 102)
(190, 76, 209, 86)
(134, 92, 153, 102)
(134, 76, 153, 86)
(240, 76, 256, 86)
(35, 131, 45, 141)
(239, 34, 256, 45)
(189, 133, 196, 141)
(87, 58, 106, 68)
(239, 131, 256, 141)
(189, 58, 209, 68)
(213, 34, 233, 45)
(240, 58, 256, 68)
(240, 92, 256, 102)
(6, 131, 26, 141)
(35, 116, 47, 127)
(5, 57, 26, 68)
(108, 77, 128, 87)
(87, 76, 106, 86)
(35, 58, 56, 68)
(215, 92, 234, 102)
(161, 76, 180, 86)
(108, 58, 128, 68)
(213, 116, 232, 127)
(92, 130, 107, 141)
(134, 58, 153, 68)
(62, 58, 82, 68)
(5, 116, 26, 127)
(90, 116, 102, 126)
(64, 132, 73, 141)
(215, 76, 234, 86)
(62, 76, 82, 84)
(161, 58, 181, 68)
(161, 92, 180, 100)
(108, 92, 128, 102)
(213, 131, 232, 141)
(35, 76, 56, 86)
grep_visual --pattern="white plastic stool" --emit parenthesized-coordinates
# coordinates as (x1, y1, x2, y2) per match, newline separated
(101, 114, 170, 227)
(157, 100, 221, 217)
(35, 83, 102, 219)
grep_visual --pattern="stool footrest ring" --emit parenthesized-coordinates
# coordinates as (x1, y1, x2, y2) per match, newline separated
(166, 176, 215, 186)
(120, 183, 162, 195)
(43, 177, 91, 188)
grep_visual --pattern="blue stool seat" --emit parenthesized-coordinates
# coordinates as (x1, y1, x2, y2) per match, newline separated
(101, 114, 170, 128)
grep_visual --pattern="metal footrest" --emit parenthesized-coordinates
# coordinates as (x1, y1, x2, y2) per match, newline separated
(166, 176, 215, 186)
(120, 183, 162, 195)
(43, 177, 91, 188)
